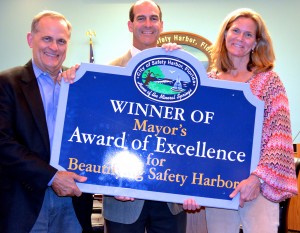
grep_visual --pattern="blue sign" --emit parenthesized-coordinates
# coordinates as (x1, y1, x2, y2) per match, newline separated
(50, 48, 264, 210)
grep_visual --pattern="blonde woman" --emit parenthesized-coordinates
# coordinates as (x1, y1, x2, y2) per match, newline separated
(205, 8, 298, 233)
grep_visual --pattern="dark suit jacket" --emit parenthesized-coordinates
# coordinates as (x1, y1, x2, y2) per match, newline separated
(0, 60, 93, 233)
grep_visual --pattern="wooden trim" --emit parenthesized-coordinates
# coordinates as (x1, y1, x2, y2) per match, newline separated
(157, 31, 212, 71)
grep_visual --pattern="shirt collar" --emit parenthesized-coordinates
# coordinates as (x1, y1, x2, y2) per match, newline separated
(130, 46, 141, 57)
(32, 59, 62, 79)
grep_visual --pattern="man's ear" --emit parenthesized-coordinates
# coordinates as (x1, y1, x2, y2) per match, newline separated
(27, 32, 33, 48)
(160, 21, 164, 33)
(128, 21, 133, 33)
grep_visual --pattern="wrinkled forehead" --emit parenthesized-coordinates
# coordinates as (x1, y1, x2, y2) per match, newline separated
(35, 17, 71, 37)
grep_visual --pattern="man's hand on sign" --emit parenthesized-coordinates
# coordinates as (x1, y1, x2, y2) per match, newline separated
(115, 196, 135, 202)
(58, 63, 80, 84)
(183, 198, 201, 212)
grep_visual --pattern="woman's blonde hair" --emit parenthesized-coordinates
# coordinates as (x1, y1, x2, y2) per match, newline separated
(209, 8, 275, 73)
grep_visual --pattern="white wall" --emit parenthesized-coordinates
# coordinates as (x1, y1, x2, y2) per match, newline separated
(0, 0, 299, 142)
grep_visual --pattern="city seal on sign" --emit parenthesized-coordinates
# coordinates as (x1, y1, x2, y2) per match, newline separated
(133, 56, 199, 103)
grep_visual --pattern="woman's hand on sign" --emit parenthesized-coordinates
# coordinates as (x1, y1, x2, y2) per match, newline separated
(229, 174, 261, 207)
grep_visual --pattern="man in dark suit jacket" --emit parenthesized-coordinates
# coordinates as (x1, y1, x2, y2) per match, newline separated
(0, 10, 93, 233)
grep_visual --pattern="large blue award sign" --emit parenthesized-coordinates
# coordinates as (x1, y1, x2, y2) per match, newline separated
(51, 48, 264, 210)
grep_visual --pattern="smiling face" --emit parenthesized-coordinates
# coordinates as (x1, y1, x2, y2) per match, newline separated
(27, 16, 70, 77)
(128, 0, 163, 50)
(225, 17, 257, 60)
